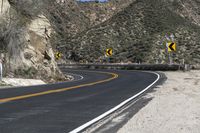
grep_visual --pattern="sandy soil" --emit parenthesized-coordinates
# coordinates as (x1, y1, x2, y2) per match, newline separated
(117, 70, 200, 133)
(0, 78, 45, 88)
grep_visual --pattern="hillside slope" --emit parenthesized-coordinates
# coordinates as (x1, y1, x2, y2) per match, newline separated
(1, 0, 200, 81)
(61, 0, 200, 65)
(0, 0, 133, 80)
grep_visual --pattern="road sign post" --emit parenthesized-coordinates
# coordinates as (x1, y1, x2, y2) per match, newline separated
(167, 42, 176, 64)
(55, 52, 62, 60)
(168, 42, 176, 52)
(106, 48, 113, 56)
(105, 48, 113, 63)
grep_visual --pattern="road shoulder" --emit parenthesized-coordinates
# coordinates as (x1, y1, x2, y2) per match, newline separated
(0, 78, 46, 89)
(117, 70, 200, 133)
(83, 71, 164, 133)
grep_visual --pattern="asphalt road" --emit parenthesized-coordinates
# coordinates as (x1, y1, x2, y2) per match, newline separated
(0, 69, 160, 133)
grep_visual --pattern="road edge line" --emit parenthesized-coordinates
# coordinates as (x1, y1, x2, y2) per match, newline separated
(65, 73, 84, 82)
(69, 71, 160, 133)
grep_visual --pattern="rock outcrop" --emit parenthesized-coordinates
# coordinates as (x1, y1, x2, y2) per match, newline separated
(0, 0, 65, 82)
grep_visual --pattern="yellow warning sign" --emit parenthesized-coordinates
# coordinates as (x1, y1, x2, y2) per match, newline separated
(168, 42, 176, 52)
(55, 52, 62, 60)
(106, 48, 113, 56)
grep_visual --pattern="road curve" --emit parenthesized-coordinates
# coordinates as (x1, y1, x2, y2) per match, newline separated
(0, 69, 160, 133)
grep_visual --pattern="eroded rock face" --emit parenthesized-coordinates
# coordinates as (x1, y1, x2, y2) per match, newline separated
(0, 0, 65, 82)
(0, 0, 10, 15)
(7, 0, 50, 17)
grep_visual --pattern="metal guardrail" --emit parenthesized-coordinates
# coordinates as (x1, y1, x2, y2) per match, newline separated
(58, 63, 185, 71)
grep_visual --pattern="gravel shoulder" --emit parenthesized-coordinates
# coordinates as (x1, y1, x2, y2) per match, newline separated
(117, 70, 200, 133)
(0, 78, 46, 89)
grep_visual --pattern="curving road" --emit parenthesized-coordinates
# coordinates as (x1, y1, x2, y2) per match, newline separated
(0, 69, 160, 133)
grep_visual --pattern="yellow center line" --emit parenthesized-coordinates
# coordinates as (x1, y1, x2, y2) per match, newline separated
(0, 71, 118, 103)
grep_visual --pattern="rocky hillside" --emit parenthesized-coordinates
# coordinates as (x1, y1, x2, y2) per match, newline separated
(0, 0, 65, 82)
(48, 0, 135, 49)
(0, 0, 133, 81)
(1, 0, 200, 81)
(58, 0, 200, 65)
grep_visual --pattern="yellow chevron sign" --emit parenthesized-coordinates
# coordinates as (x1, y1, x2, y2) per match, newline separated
(106, 48, 113, 56)
(168, 42, 176, 52)
(55, 52, 62, 60)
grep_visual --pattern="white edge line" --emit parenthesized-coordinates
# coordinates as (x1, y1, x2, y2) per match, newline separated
(67, 73, 84, 81)
(69, 71, 160, 133)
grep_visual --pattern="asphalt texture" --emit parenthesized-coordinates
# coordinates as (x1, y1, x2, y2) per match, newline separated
(0, 69, 159, 133)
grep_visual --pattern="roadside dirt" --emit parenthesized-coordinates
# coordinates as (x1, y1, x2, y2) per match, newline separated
(117, 70, 200, 133)
(0, 78, 46, 88)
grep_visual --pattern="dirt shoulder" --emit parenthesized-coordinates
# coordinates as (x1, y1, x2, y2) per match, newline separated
(117, 70, 200, 133)
(0, 78, 46, 88)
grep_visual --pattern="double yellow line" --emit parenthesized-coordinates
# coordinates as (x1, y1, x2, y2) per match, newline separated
(0, 71, 118, 103)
